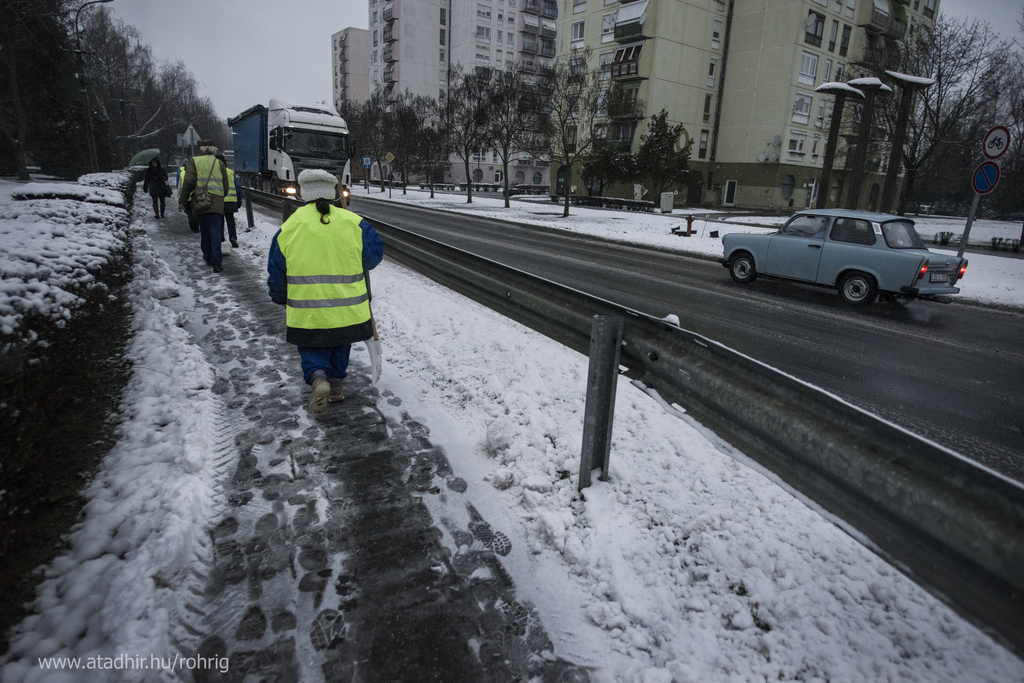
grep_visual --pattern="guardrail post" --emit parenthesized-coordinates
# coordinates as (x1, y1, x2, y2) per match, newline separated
(282, 197, 297, 222)
(579, 315, 624, 491)
(244, 190, 254, 228)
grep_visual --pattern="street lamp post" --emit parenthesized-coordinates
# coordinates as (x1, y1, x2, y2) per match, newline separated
(74, 0, 114, 173)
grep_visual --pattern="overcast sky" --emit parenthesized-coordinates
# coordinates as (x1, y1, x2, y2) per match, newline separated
(108, 0, 1022, 127)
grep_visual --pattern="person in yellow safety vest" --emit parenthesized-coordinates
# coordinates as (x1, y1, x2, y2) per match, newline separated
(178, 162, 199, 233)
(217, 153, 244, 247)
(178, 140, 230, 272)
(267, 169, 383, 413)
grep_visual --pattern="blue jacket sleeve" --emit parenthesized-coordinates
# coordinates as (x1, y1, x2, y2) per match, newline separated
(267, 230, 287, 304)
(360, 219, 384, 271)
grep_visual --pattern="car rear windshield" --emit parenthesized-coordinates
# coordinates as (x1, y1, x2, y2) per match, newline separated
(881, 220, 926, 249)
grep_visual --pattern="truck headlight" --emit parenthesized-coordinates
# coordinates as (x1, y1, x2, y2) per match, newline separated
(342, 188, 350, 198)
(284, 187, 297, 195)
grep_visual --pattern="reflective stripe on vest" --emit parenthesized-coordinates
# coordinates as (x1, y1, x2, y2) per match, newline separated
(193, 155, 226, 196)
(276, 204, 370, 331)
(225, 168, 237, 203)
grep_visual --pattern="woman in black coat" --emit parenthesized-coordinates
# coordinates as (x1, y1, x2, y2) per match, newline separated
(142, 158, 169, 218)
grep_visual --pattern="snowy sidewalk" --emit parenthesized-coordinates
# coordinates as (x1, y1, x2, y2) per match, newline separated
(3, 193, 1022, 682)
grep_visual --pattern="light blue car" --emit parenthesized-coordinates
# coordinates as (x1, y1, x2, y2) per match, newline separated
(721, 209, 968, 306)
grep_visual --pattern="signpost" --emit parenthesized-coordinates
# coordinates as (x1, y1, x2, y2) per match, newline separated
(959, 126, 1008, 258)
(181, 125, 200, 158)
(385, 152, 395, 198)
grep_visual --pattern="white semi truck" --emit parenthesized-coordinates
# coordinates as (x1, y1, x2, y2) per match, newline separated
(229, 98, 352, 203)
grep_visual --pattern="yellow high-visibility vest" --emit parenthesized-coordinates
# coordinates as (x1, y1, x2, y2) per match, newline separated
(225, 168, 237, 203)
(277, 204, 370, 332)
(193, 155, 226, 196)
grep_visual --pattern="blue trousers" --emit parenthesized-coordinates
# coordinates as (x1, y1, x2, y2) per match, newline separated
(298, 345, 352, 385)
(197, 213, 224, 267)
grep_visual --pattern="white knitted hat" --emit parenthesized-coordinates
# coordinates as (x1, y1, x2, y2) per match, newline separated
(298, 169, 338, 201)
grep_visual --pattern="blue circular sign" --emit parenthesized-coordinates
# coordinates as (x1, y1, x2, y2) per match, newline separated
(972, 161, 1000, 195)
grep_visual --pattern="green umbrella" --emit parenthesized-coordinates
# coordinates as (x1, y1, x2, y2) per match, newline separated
(128, 148, 161, 167)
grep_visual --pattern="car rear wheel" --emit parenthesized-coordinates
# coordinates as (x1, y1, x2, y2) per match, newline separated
(838, 271, 878, 306)
(729, 253, 757, 284)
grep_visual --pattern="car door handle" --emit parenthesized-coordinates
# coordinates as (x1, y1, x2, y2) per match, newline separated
(808, 244, 821, 248)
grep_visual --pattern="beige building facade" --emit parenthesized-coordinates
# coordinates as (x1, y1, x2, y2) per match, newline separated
(559, 0, 938, 210)
(332, 28, 371, 111)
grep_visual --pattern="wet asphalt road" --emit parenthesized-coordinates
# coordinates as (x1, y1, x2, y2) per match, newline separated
(350, 196, 1024, 483)
(149, 215, 589, 682)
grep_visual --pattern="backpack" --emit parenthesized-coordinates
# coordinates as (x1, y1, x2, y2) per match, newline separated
(192, 159, 219, 212)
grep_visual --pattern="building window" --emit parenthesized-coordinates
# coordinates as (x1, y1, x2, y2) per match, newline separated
(835, 62, 844, 81)
(372, 11, 377, 24)
(793, 92, 812, 124)
(476, 47, 490, 61)
(572, 20, 585, 46)
(508, 13, 515, 26)
(835, 0, 842, 11)
(478, 3, 491, 20)
(828, 20, 838, 51)
(440, 28, 447, 45)
(712, 18, 722, 49)
(574, 0, 586, 12)
(788, 132, 807, 156)
(440, 50, 446, 62)
(805, 12, 825, 47)
(923, 0, 934, 18)
(698, 130, 709, 159)
(715, 0, 725, 10)
(602, 12, 616, 42)
(532, 172, 542, 184)
(846, 0, 856, 19)
(839, 24, 851, 57)
(372, 50, 378, 63)
(812, 135, 821, 157)
(441, 8, 446, 25)
(824, 59, 832, 81)
(799, 52, 818, 85)
(599, 50, 614, 80)
(373, 30, 378, 46)
(477, 25, 491, 41)
(817, 98, 826, 126)
(707, 57, 718, 87)
(703, 94, 713, 122)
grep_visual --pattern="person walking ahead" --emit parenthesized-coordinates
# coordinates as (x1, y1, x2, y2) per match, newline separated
(178, 140, 230, 272)
(267, 169, 383, 413)
(142, 158, 169, 218)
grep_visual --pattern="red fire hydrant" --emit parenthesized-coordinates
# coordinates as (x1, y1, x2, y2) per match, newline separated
(686, 214, 694, 237)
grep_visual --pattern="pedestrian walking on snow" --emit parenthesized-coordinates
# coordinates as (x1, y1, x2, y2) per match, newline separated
(178, 140, 230, 272)
(142, 158, 169, 219)
(217, 153, 244, 247)
(266, 169, 383, 413)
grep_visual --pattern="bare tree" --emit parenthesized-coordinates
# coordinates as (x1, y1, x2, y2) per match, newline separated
(384, 91, 422, 194)
(482, 64, 543, 208)
(858, 15, 1011, 213)
(526, 49, 603, 217)
(414, 95, 451, 198)
(444, 67, 490, 204)
(353, 88, 392, 192)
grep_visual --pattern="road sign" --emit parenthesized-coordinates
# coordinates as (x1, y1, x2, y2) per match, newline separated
(181, 125, 200, 146)
(982, 126, 1010, 161)
(385, 152, 395, 163)
(362, 156, 372, 168)
(971, 161, 1000, 195)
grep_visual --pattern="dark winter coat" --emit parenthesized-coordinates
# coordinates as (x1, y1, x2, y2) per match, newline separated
(143, 163, 168, 197)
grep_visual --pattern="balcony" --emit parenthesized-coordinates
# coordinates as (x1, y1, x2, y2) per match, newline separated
(383, 6, 394, 22)
(614, 0, 649, 42)
(383, 64, 397, 82)
(542, 2, 558, 19)
(541, 21, 557, 38)
(383, 26, 396, 42)
(522, 39, 538, 53)
(382, 47, 396, 62)
(610, 59, 643, 80)
(867, 0, 890, 33)
(889, 4, 908, 38)
(521, 61, 536, 73)
(521, 17, 539, 34)
(523, 0, 540, 14)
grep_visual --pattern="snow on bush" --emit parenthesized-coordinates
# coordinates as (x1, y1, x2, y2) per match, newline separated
(0, 176, 132, 338)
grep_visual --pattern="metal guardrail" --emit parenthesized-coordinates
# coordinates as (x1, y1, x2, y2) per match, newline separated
(251, 191, 1024, 654)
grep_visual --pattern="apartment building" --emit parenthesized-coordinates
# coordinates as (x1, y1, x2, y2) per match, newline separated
(332, 28, 370, 111)
(559, 0, 938, 210)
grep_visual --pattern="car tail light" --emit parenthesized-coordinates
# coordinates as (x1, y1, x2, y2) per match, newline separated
(916, 260, 929, 282)
(958, 262, 967, 280)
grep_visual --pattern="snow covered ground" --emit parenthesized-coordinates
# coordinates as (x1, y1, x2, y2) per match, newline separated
(2, 178, 1023, 681)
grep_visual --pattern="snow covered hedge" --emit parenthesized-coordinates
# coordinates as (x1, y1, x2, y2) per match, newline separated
(0, 171, 135, 341)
